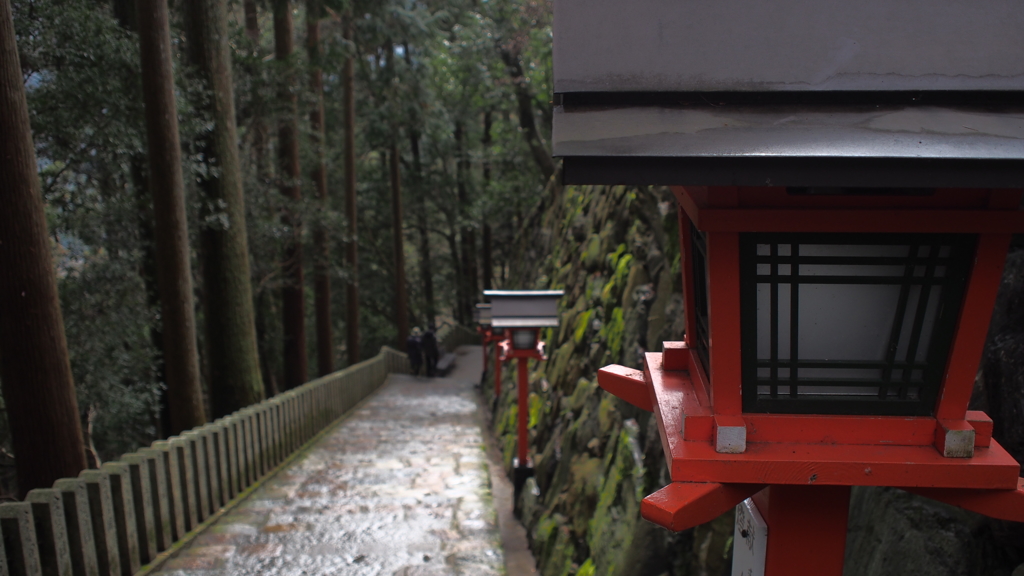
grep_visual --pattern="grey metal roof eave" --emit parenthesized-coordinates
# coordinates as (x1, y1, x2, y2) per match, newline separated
(553, 104, 1024, 188)
(483, 290, 566, 298)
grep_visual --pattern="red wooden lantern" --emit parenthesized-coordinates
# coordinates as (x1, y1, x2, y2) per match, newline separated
(552, 0, 1024, 572)
(596, 188, 1024, 574)
(485, 290, 564, 493)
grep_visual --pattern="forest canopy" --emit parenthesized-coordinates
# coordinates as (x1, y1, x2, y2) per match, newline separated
(2, 0, 554, 495)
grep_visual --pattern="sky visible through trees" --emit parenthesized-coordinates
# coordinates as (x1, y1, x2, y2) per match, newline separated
(1, 0, 554, 497)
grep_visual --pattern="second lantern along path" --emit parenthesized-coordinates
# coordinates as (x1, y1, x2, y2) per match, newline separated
(150, 345, 516, 576)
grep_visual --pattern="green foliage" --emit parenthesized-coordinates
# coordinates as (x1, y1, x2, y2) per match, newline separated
(600, 307, 625, 360)
(528, 392, 543, 428)
(587, 420, 646, 576)
(8, 0, 557, 491)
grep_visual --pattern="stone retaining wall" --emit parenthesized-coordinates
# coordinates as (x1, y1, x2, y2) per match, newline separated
(0, 345, 412, 576)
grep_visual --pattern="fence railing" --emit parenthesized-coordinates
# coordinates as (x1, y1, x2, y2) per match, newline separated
(0, 345, 409, 576)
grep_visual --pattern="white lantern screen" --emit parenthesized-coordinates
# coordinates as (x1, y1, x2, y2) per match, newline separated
(741, 233, 973, 415)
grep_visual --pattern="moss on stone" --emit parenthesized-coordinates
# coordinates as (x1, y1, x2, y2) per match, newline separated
(503, 432, 517, 472)
(605, 243, 627, 272)
(620, 263, 650, 313)
(581, 234, 602, 270)
(600, 308, 625, 360)
(574, 309, 593, 344)
(566, 378, 597, 414)
(529, 392, 543, 429)
(548, 342, 575, 392)
(587, 420, 646, 576)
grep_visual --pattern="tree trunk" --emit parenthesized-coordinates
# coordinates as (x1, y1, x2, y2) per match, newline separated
(137, 0, 206, 435)
(273, 0, 307, 390)
(343, 15, 360, 364)
(242, 0, 277, 399)
(183, 0, 265, 417)
(243, 0, 270, 186)
(389, 145, 410, 345)
(481, 110, 493, 291)
(446, 230, 464, 324)
(408, 129, 436, 329)
(133, 158, 171, 438)
(499, 48, 556, 182)
(255, 289, 279, 397)
(384, 42, 408, 345)
(243, 0, 259, 42)
(0, 0, 88, 496)
(307, 0, 333, 377)
(455, 121, 478, 321)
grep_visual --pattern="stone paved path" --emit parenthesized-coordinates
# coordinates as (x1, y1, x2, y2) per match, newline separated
(152, 346, 504, 576)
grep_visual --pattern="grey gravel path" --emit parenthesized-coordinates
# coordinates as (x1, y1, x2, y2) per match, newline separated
(151, 346, 504, 576)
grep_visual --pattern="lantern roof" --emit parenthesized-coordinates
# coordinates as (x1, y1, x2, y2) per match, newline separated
(553, 0, 1024, 187)
(554, 104, 1024, 187)
(483, 290, 564, 328)
(554, 0, 1024, 94)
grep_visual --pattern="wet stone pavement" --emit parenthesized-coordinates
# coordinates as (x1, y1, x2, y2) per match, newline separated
(152, 346, 503, 576)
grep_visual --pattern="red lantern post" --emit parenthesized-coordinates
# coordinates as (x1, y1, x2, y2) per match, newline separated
(485, 290, 563, 495)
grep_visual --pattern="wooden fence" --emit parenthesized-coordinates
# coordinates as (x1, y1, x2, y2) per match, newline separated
(0, 345, 413, 576)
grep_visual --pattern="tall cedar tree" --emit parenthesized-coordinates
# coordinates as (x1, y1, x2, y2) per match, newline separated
(409, 129, 436, 328)
(455, 121, 478, 321)
(387, 43, 409, 345)
(343, 15, 360, 364)
(136, 0, 206, 434)
(105, 0, 173, 442)
(402, 48, 435, 328)
(481, 110, 494, 291)
(390, 146, 410, 344)
(0, 0, 88, 496)
(242, 0, 280, 398)
(183, 0, 265, 415)
(308, 0, 334, 376)
(274, 0, 308, 389)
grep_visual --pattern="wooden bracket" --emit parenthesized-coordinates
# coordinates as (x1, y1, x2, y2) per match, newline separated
(597, 364, 653, 412)
(905, 478, 1024, 522)
(641, 481, 764, 532)
(966, 411, 993, 447)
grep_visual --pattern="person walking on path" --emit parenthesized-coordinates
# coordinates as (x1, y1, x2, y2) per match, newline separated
(407, 327, 423, 376)
(422, 327, 439, 377)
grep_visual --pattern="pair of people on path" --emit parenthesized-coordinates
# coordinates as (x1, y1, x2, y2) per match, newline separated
(407, 327, 439, 377)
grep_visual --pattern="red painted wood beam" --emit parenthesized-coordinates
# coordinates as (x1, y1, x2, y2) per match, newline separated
(641, 481, 764, 532)
(905, 478, 1024, 523)
(597, 364, 653, 412)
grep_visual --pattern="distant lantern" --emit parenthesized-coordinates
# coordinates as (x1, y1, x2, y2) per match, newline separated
(553, 0, 1024, 574)
(485, 290, 564, 494)
(476, 303, 507, 396)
